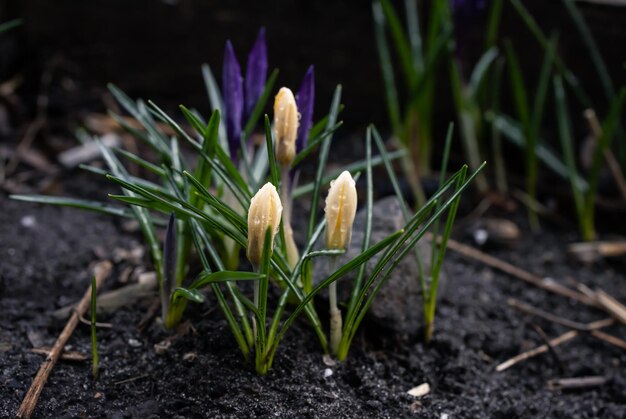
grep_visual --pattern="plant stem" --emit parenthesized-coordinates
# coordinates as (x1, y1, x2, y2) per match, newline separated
(253, 272, 259, 346)
(281, 168, 300, 269)
(424, 318, 434, 343)
(328, 257, 342, 355)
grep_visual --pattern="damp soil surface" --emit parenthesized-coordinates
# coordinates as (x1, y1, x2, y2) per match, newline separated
(1, 174, 626, 418)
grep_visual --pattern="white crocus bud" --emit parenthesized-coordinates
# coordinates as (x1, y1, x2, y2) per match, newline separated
(324, 171, 358, 250)
(273, 87, 299, 166)
(247, 183, 283, 265)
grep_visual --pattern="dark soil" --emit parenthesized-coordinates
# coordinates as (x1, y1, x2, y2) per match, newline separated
(1, 171, 626, 419)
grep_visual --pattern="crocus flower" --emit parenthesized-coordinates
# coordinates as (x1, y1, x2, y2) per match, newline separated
(325, 171, 358, 250)
(247, 183, 283, 264)
(273, 87, 299, 167)
(223, 40, 244, 161)
(296, 65, 315, 152)
(245, 28, 268, 119)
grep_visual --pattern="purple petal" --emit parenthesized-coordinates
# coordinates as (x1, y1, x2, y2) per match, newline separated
(296, 65, 315, 152)
(223, 40, 244, 160)
(245, 27, 268, 119)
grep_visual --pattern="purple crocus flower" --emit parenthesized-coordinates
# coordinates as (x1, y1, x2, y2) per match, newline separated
(296, 65, 315, 152)
(245, 28, 268, 119)
(223, 40, 244, 161)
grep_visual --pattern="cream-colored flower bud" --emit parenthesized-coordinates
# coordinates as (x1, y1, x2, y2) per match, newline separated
(247, 183, 283, 264)
(324, 171, 358, 249)
(273, 87, 299, 166)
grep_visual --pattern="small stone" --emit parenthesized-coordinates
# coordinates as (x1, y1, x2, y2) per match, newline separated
(323, 368, 333, 378)
(127, 338, 142, 348)
(20, 215, 36, 228)
(440, 414, 450, 419)
(138, 271, 157, 285)
(407, 383, 430, 397)
(471, 218, 520, 246)
(314, 197, 442, 335)
(121, 219, 140, 233)
(113, 246, 145, 264)
(94, 392, 104, 399)
(183, 352, 197, 362)
(409, 401, 422, 413)
(154, 339, 171, 355)
(473, 228, 488, 246)
(322, 354, 336, 367)
(27, 329, 45, 348)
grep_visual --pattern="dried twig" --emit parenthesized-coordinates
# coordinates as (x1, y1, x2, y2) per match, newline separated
(51, 272, 157, 320)
(114, 374, 149, 386)
(590, 330, 626, 350)
(30, 348, 88, 362)
(594, 290, 626, 324)
(547, 375, 608, 391)
(507, 298, 596, 331)
(78, 314, 112, 329)
(17, 261, 111, 419)
(496, 330, 578, 372)
(440, 235, 597, 306)
(495, 318, 613, 372)
(532, 324, 565, 372)
(568, 241, 626, 263)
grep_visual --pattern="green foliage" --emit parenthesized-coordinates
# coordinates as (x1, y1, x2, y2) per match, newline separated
(373, 0, 453, 204)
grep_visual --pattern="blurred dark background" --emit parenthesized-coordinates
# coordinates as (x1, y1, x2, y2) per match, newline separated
(0, 0, 625, 148)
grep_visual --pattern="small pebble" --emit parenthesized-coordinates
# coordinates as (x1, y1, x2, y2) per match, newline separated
(94, 392, 104, 399)
(323, 368, 333, 378)
(121, 219, 140, 233)
(20, 215, 36, 228)
(128, 338, 142, 348)
(366, 400, 382, 409)
(322, 354, 336, 367)
(407, 383, 430, 397)
(440, 414, 450, 419)
(183, 352, 197, 362)
(473, 229, 488, 246)
(154, 339, 171, 355)
(138, 272, 157, 285)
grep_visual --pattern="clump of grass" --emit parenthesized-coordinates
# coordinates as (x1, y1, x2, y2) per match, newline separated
(373, 0, 452, 205)
(554, 77, 626, 241)
(12, 27, 481, 373)
(492, 0, 626, 238)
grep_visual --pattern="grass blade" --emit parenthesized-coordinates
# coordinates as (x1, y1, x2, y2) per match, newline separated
(553, 75, 585, 228)
(373, 1, 402, 140)
(379, 0, 417, 88)
(306, 85, 342, 241)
